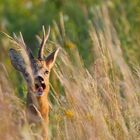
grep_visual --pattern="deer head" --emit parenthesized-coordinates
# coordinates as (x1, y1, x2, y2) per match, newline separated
(9, 27, 59, 97)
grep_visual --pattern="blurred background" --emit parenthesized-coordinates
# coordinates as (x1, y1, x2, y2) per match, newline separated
(0, 0, 140, 140)
(0, 0, 140, 64)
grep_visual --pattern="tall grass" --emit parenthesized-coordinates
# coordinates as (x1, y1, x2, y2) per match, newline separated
(0, 5, 140, 140)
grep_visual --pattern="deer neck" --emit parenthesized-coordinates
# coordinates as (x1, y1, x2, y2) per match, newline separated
(27, 85, 50, 123)
(37, 87, 49, 108)
(37, 86, 50, 123)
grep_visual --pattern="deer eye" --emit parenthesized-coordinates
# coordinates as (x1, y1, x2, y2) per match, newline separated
(44, 70, 49, 75)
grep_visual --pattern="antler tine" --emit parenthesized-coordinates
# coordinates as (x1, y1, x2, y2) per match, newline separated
(38, 26, 50, 59)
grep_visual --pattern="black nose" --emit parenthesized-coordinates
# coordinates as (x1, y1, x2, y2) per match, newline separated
(36, 76, 44, 82)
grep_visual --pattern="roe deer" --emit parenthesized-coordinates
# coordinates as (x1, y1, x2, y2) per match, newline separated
(9, 27, 59, 140)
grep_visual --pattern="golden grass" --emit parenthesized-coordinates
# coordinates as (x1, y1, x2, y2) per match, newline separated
(0, 5, 140, 140)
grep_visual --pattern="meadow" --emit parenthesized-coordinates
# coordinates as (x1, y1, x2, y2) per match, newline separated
(0, 1, 140, 140)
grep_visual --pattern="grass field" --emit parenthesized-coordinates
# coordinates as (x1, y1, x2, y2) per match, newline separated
(0, 2, 140, 140)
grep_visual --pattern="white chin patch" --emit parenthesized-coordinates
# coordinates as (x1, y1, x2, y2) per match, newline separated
(36, 87, 44, 96)
(36, 92, 43, 96)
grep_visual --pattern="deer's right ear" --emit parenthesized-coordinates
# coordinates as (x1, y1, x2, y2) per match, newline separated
(9, 48, 26, 72)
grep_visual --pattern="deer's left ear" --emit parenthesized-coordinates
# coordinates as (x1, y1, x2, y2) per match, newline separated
(45, 48, 59, 69)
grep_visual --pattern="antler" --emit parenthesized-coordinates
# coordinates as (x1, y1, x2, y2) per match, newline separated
(38, 26, 50, 59)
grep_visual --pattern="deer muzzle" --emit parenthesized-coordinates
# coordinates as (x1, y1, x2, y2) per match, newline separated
(35, 76, 46, 96)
